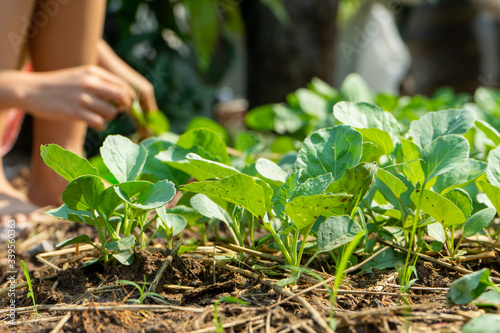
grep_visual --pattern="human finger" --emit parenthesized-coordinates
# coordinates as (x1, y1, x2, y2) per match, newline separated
(79, 92, 119, 120)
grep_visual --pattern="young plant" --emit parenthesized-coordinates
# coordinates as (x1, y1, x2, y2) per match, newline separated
(118, 276, 164, 304)
(42, 135, 177, 265)
(20, 260, 38, 316)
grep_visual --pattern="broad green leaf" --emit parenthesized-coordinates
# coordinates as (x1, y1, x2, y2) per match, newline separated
(273, 171, 301, 220)
(101, 135, 147, 182)
(474, 289, 500, 307)
(285, 193, 352, 230)
(397, 139, 424, 185)
(146, 109, 170, 135)
(166, 205, 203, 227)
(411, 189, 465, 227)
(317, 215, 362, 253)
(408, 109, 475, 148)
(157, 145, 215, 181)
(255, 178, 274, 212)
(326, 162, 378, 215)
(270, 136, 296, 154)
(115, 181, 151, 198)
(463, 208, 496, 237)
(63, 175, 105, 211)
(89, 155, 118, 184)
(444, 189, 473, 218)
(295, 125, 362, 180)
(427, 222, 446, 243)
(190, 194, 233, 227)
(177, 128, 230, 165)
(187, 153, 240, 178)
(462, 314, 500, 333)
(447, 268, 493, 306)
(477, 181, 500, 214)
(361, 248, 404, 274)
(377, 168, 408, 197)
(112, 250, 134, 265)
(340, 73, 374, 103)
(245, 105, 275, 131)
(421, 135, 470, 181)
(256, 158, 288, 185)
(41, 144, 98, 182)
(333, 102, 400, 146)
(358, 128, 394, 155)
(46, 204, 94, 225)
(291, 173, 333, 200)
(56, 234, 93, 248)
(182, 174, 267, 219)
(433, 159, 487, 194)
(185, 0, 218, 71)
(475, 120, 500, 146)
(274, 103, 313, 134)
(156, 207, 187, 237)
(105, 235, 136, 251)
(308, 77, 338, 99)
(133, 180, 176, 210)
(186, 117, 228, 145)
(295, 88, 328, 121)
(486, 146, 500, 187)
(360, 142, 382, 163)
(97, 187, 123, 219)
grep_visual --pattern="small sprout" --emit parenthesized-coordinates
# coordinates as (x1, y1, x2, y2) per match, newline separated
(21, 260, 38, 317)
(118, 275, 165, 305)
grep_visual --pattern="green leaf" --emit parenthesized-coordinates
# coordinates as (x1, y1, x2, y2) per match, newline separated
(463, 208, 496, 237)
(182, 174, 268, 219)
(146, 110, 170, 135)
(291, 173, 333, 200)
(478, 181, 500, 214)
(408, 109, 475, 148)
(166, 205, 203, 227)
(185, 0, 218, 71)
(177, 128, 230, 165)
(433, 159, 487, 194)
(377, 168, 408, 197)
(397, 139, 424, 185)
(56, 234, 93, 248)
(444, 189, 473, 218)
(486, 146, 500, 187)
(186, 117, 228, 144)
(317, 215, 362, 253)
(340, 73, 374, 103)
(157, 145, 216, 181)
(475, 120, 500, 146)
(112, 250, 135, 265)
(46, 204, 94, 225)
(116, 180, 176, 210)
(358, 128, 394, 155)
(285, 193, 352, 230)
(100, 135, 147, 182)
(333, 102, 400, 147)
(156, 207, 187, 237)
(411, 189, 465, 227)
(62, 175, 105, 211)
(245, 105, 275, 131)
(421, 135, 470, 181)
(89, 155, 118, 184)
(295, 125, 362, 180)
(462, 314, 500, 333)
(41, 144, 98, 182)
(256, 158, 288, 185)
(474, 289, 500, 307)
(272, 171, 301, 220)
(427, 222, 446, 243)
(447, 268, 494, 306)
(326, 162, 378, 215)
(96, 187, 123, 220)
(186, 153, 240, 179)
(295, 88, 328, 121)
(105, 235, 136, 251)
(361, 248, 403, 274)
(190, 194, 233, 227)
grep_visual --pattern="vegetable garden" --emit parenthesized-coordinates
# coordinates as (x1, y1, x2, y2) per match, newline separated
(2, 74, 500, 332)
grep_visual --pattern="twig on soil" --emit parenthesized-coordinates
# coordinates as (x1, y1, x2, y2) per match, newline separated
(207, 259, 334, 333)
(314, 289, 446, 300)
(49, 312, 72, 333)
(0, 304, 204, 315)
(187, 314, 266, 333)
(376, 237, 500, 283)
(463, 238, 500, 249)
(455, 251, 496, 262)
(221, 243, 285, 263)
(148, 239, 183, 294)
(38, 244, 96, 258)
(35, 255, 62, 271)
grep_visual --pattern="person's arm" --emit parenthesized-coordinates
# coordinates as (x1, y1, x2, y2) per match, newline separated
(0, 66, 134, 130)
(97, 39, 158, 112)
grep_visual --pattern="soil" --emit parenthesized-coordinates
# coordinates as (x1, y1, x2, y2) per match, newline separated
(1, 220, 499, 332)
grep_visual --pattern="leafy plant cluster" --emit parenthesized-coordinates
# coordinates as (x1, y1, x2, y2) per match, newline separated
(45, 74, 500, 292)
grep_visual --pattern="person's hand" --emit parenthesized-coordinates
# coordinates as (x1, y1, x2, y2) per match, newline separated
(20, 65, 134, 130)
(97, 40, 158, 112)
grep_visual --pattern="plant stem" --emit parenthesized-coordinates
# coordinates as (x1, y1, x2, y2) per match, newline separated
(265, 223, 293, 265)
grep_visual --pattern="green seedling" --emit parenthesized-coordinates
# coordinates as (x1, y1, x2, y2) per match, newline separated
(20, 260, 38, 316)
(118, 276, 164, 305)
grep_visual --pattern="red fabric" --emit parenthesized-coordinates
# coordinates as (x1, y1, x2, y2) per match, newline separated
(0, 62, 32, 157)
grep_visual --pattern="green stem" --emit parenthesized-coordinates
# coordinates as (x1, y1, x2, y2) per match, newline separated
(296, 224, 314, 268)
(265, 223, 293, 265)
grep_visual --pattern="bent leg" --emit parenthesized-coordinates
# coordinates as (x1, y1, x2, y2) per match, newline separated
(28, 0, 106, 207)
